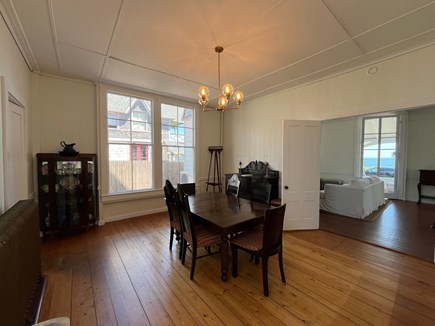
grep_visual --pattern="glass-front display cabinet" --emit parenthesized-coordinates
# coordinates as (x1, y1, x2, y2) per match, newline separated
(36, 153, 98, 235)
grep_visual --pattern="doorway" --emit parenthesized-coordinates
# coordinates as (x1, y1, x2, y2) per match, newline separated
(4, 95, 26, 210)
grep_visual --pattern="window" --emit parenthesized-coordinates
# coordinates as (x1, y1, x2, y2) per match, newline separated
(361, 116, 398, 194)
(107, 92, 153, 193)
(161, 103, 195, 186)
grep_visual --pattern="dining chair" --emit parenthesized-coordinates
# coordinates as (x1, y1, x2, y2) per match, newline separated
(177, 182, 196, 195)
(250, 176, 272, 204)
(177, 187, 222, 280)
(164, 180, 183, 259)
(230, 204, 287, 296)
(226, 174, 240, 196)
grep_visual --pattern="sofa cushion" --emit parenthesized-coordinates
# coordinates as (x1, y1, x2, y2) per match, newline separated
(350, 178, 370, 187)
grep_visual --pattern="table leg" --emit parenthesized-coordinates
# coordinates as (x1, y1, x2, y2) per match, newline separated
(220, 236, 229, 281)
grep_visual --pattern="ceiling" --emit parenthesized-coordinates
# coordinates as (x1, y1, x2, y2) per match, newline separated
(2, 0, 435, 105)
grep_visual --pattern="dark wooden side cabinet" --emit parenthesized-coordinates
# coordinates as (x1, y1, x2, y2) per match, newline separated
(37, 153, 98, 235)
(417, 169, 435, 204)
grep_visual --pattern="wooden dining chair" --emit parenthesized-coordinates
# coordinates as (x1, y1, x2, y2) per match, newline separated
(226, 174, 240, 196)
(164, 180, 183, 259)
(230, 204, 287, 296)
(177, 188, 222, 280)
(177, 182, 196, 195)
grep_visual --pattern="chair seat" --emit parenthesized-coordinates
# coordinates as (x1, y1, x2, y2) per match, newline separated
(231, 228, 263, 251)
(184, 225, 222, 247)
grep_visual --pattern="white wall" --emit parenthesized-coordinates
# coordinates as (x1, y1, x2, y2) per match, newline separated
(406, 106, 435, 202)
(223, 45, 435, 199)
(320, 118, 357, 183)
(0, 15, 32, 212)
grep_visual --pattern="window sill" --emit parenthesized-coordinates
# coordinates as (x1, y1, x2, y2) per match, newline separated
(101, 189, 164, 203)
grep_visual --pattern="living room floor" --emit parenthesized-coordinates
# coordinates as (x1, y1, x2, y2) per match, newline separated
(320, 200, 435, 262)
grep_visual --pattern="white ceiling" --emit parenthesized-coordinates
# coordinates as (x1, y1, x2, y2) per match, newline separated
(2, 0, 435, 104)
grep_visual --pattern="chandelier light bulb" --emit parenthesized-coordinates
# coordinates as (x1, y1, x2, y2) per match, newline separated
(198, 86, 209, 100)
(222, 83, 234, 99)
(218, 96, 228, 109)
(233, 91, 244, 106)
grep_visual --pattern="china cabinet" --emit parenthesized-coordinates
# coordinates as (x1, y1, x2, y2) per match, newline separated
(36, 153, 98, 235)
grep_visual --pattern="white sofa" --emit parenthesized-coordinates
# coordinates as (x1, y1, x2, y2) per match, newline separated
(319, 177, 385, 219)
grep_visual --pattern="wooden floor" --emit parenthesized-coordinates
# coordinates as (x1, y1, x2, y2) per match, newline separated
(320, 200, 435, 262)
(38, 212, 435, 325)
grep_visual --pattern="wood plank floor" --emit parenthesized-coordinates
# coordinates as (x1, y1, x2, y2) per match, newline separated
(320, 200, 435, 262)
(39, 212, 435, 325)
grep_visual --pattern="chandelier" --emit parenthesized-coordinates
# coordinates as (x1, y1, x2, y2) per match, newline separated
(198, 46, 244, 111)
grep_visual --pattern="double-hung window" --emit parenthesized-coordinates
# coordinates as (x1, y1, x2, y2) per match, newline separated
(103, 86, 196, 197)
(161, 103, 195, 186)
(107, 92, 153, 193)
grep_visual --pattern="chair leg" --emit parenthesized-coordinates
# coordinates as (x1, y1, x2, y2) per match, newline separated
(190, 247, 197, 280)
(231, 246, 238, 277)
(278, 249, 286, 284)
(181, 239, 187, 265)
(178, 235, 183, 260)
(262, 256, 269, 297)
(169, 228, 174, 250)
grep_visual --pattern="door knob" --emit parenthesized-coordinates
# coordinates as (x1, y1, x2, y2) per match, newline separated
(284, 186, 289, 189)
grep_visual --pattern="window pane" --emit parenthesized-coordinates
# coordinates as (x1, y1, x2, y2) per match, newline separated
(183, 128, 194, 147)
(380, 134, 396, 150)
(364, 119, 379, 134)
(181, 147, 195, 183)
(162, 146, 180, 185)
(180, 108, 194, 128)
(132, 145, 152, 190)
(108, 120, 131, 143)
(108, 144, 132, 193)
(108, 93, 129, 114)
(363, 134, 378, 150)
(381, 117, 396, 133)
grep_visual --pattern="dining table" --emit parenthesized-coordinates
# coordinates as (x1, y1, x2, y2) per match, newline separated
(188, 192, 270, 281)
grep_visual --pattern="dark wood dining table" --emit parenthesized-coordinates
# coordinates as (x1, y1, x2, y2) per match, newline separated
(188, 192, 270, 281)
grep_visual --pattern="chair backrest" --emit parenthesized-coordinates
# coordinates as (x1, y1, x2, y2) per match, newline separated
(176, 187, 195, 242)
(250, 177, 272, 204)
(177, 182, 196, 195)
(262, 204, 286, 252)
(226, 174, 240, 196)
(164, 185, 181, 229)
(165, 179, 176, 196)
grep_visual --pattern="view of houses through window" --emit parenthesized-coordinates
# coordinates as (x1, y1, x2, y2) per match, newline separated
(161, 103, 195, 186)
(106, 92, 195, 194)
(107, 92, 153, 193)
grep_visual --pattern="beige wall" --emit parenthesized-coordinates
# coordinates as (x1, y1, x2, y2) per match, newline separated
(223, 45, 435, 199)
(32, 77, 221, 222)
(32, 75, 97, 153)
(0, 16, 32, 211)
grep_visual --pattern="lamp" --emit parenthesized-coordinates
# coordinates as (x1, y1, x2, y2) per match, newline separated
(198, 46, 244, 111)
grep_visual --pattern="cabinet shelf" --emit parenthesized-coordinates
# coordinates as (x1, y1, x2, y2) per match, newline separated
(37, 153, 98, 236)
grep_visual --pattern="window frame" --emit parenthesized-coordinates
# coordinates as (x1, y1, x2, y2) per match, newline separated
(98, 83, 197, 202)
(161, 103, 196, 186)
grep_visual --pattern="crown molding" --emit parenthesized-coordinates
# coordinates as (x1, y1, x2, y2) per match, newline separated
(0, 0, 39, 71)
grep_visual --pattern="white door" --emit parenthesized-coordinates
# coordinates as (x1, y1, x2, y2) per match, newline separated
(5, 101, 26, 210)
(282, 120, 320, 230)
